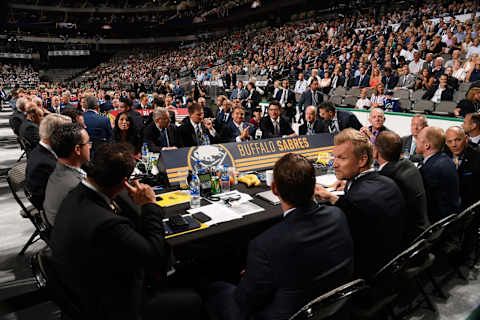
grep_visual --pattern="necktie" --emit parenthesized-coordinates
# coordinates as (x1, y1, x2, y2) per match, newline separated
(360, 76, 363, 85)
(454, 156, 459, 169)
(161, 129, 169, 147)
(371, 130, 378, 143)
(312, 91, 317, 105)
(273, 121, 280, 136)
(402, 76, 406, 87)
(328, 120, 338, 135)
(410, 139, 416, 155)
(196, 124, 203, 145)
(308, 123, 313, 134)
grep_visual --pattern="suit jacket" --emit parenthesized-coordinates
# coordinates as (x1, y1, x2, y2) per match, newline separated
(213, 109, 233, 132)
(335, 110, 363, 131)
(342, 75, 355, 89)
(100, 101, 114, 113)
(444, 143, 480, 209)
(50, 183, 168, 320)
(177, 117, 218, 148)
(220, 121, 256, 143)
(143, 123, 179, 152)
(43, 162, 84, 226)
(396, 74, 416, 89)
(26, 144, 57, 209)
(380, 160, 430, 243)
(353, 74, 370, 88)
(84, 110, 113, 141)
(335, 171, 405, 277)
(299, 119, 328, 135)
(18, 120, 39, 154)
(173, 85, 185, 98)
(225, 73, 237, 88)
(203, 106, 215, 119)
(422, 84, 454, 101)
(401, 135, 423, 162)
(260, 116, 294, 139)
(381, 75, 399, 91)
(330, 74, 345, 88)
(275, 89, 296, 106)
(298, 90, 323, 111)
(419, 152, 461, 223)
(9, 110, 25, 136)
(230, 88, 248, 100)
(233, 201, 353, 320)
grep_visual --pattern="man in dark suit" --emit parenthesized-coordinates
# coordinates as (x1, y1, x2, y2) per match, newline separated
(342, 69, 355, 89)
(318, 102, 363, 135)
(401, 114, 428, 162)
(207, 153, 353, 320)
(100, 94, 114, 113)
(275, 80, 297, 123)
(26, 113, 72, 209)
(381, 67, 399, 91)
(422, 74, 454, 102)
(136, 93, 151, 111)
(177, 103, 218, 147)
(298, 79, 323, 114)
(444, 126, 480, 209)
(353, 66, 370, 88)
(173, 79, 185, 99)
(49, 96, 62, 114)
(374, 131, 430, 244)
(416, 126, 461, 223)
(299, 106, 327, 135)
(213, 100, 233, 133)
(220, 106, 255, 143)
(260, 101, 295, 139)
(360, 108, 389, 143)
(462, 113, 480, 146)
(19, 106, 43, 155)
(50, 143, 201, 320)
(395, 65, 416, 90)
(60, 91, 75, 111)
(316, 128, 405, 277)
(143, 108, 179, 152)
(83, 95, 112, 145)
(198, 97, 214, 119)
(9, 97, 27, 135)
(230, 81, 248, 101)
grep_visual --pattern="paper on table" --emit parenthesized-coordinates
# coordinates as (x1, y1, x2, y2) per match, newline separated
(316, 174, 338, 187)
(187, 203, 243, 226)
(326, 187, 345, 196)
(229, 201, 265, 217)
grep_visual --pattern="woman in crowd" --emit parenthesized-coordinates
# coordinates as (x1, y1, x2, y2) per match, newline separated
(370, 83, 386, 109)
(319, 71, 332, 94)
(452, 59, 467, 82)
(463, 53, 478, 73)
(112, 112, 142, 154)
(415, 68, 435, 90)
(369, 67, 382, 88)
(455, 87, 480, 118)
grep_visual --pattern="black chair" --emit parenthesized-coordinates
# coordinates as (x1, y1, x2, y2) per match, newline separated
(7, 162, 50, 255)
(352, 239, 433, 319)
(289, 279, 368, 320)
(16, 136, 27, 162)
(31, 251, 82, 320)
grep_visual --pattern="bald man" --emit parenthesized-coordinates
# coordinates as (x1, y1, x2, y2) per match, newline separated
(299, 106, 327, 135)
(416, 127, 460, 222)
(444, 126, 480, 209)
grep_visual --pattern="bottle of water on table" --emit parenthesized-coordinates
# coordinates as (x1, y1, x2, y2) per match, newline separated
(141, 143, 149, 163)
(189, 175, 201, 209)
(221, 164, 230, 193)
(402, 148, 410, 160)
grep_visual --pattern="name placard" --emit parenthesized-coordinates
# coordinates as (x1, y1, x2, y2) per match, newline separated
(163, 133, 334, 185)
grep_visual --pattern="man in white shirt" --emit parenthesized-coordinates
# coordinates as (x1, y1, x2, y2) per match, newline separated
(466, 38, 480, 59)
(408, 51, 425, 74)
(294, 73, 308, 96)
(462, 113, 480, 146)
(307, 69, 321, 86)
(220, 106, 255, 142)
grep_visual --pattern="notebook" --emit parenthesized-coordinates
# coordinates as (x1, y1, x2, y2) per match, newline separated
(256, 190, 280, 205)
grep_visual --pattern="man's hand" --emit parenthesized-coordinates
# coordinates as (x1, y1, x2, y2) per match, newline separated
(203, 118, 214, 130)
(124, 180, 156, 206)
(288, 133, 298, 137)
(332, 180, 346, 191)
(163, 146, 177, 150)
(240, 127, 250, 140)
(360, 126, 373, 139)
(315, 184, 339, 204)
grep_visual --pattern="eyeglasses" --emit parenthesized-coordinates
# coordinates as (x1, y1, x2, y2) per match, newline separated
(79, 141, 92, 146)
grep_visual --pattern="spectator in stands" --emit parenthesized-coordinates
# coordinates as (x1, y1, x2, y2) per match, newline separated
(415, 68, 435, 91)
(294, 73, 308, 97)
(395, 65, 416, 90)
(173, 78, 185, 99)
(299, 106, 327, 135)
(409, 51, 425, 75)
(43, 123, 89, 227)
(314, 128, 404, 277)
(445, 50, 461, 69)
(26, 114, 71, 209)
(120, 98, 144, 135)
(402, 114, 428, 163)
(143, 108, 179, 152)
(298, 79, 323, 115)
(214, 99, 233, 132)
(178, 103, 217, 147)
(343, 68, 355, 89)
(137, 93, 151, 111)
(452, 60, 467, 82)
(416, 126, 460, 223)
(220, 106, 255, 143)
(260, 101, 295, 139)
(381, 67, 398, 91)
(370, 83, 386, 109)
(355, 88, 371, 110)
(249, 108, 262, 129)
(462, 113, 480, 146)
(9, 88, 18, 112)
(445, 66, 460, 91)
(276, 80, 296, 123)
(384, 91, 401, 112)
(466, 58, 480, 83)
(60, 91, 74, 110)
(100, 94, 114, 113)
(444, 126, 480, 209)
(307, 69, 321, 86)
(244, 82, 261, 117)
(353, 66, 370, 88)
(9, 97, 27, 136)
(207, 153, 353, 320)
(198, 97, 214, 119)
(374, 131, 430, 243)
(466, 37, 480, 59)
(319, 102, 362, 134)
(19, 106, 43, 155)
(50, 143, 201, 320)
(83, 95, 113, 150)
(230, 80, 248, 101)
(455, 88, 480, 117)
(431, 57, 446, 81)
(422, 74, 454, 103)
(369, 68, 382, 88)
(112, 112, 142, 155)
(360, 108, 388, 143)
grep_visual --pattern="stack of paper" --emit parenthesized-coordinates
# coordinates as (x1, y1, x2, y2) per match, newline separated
(316, 174, 338, 187)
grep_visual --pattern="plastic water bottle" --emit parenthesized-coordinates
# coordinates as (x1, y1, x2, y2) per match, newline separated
(221, 164, 230, 193)
(255, 128, 262, 140)
(403, 148, 410, 160)
(203, 134, 210, 145)
(189, 175, 201, 209)
(141, 143, 149, 163)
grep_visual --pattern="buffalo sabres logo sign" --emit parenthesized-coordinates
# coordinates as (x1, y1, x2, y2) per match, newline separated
(187, 144, 235, 170)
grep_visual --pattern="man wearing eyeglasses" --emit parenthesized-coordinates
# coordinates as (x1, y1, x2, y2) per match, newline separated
(43, 123, 91, 227)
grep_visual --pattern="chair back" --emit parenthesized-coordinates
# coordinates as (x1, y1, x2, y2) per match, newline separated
(393, 89, 410, 100)
(328, 95, 343, 106)
(398, 98, 411, 111)
(7, 162, 31, 216)
(333, 87, 347, 97)
(411, 213, 458, 245)
(453, 90, 466, 103)
(434, 101, 457, 114)
(342, 95, 357, 107)
(347, 87, 361, 97)
(411, 89, 426, 101)
(31, 251, 82, 319)
(289, 279, 368, 320)
(412, 100, 434, 113)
